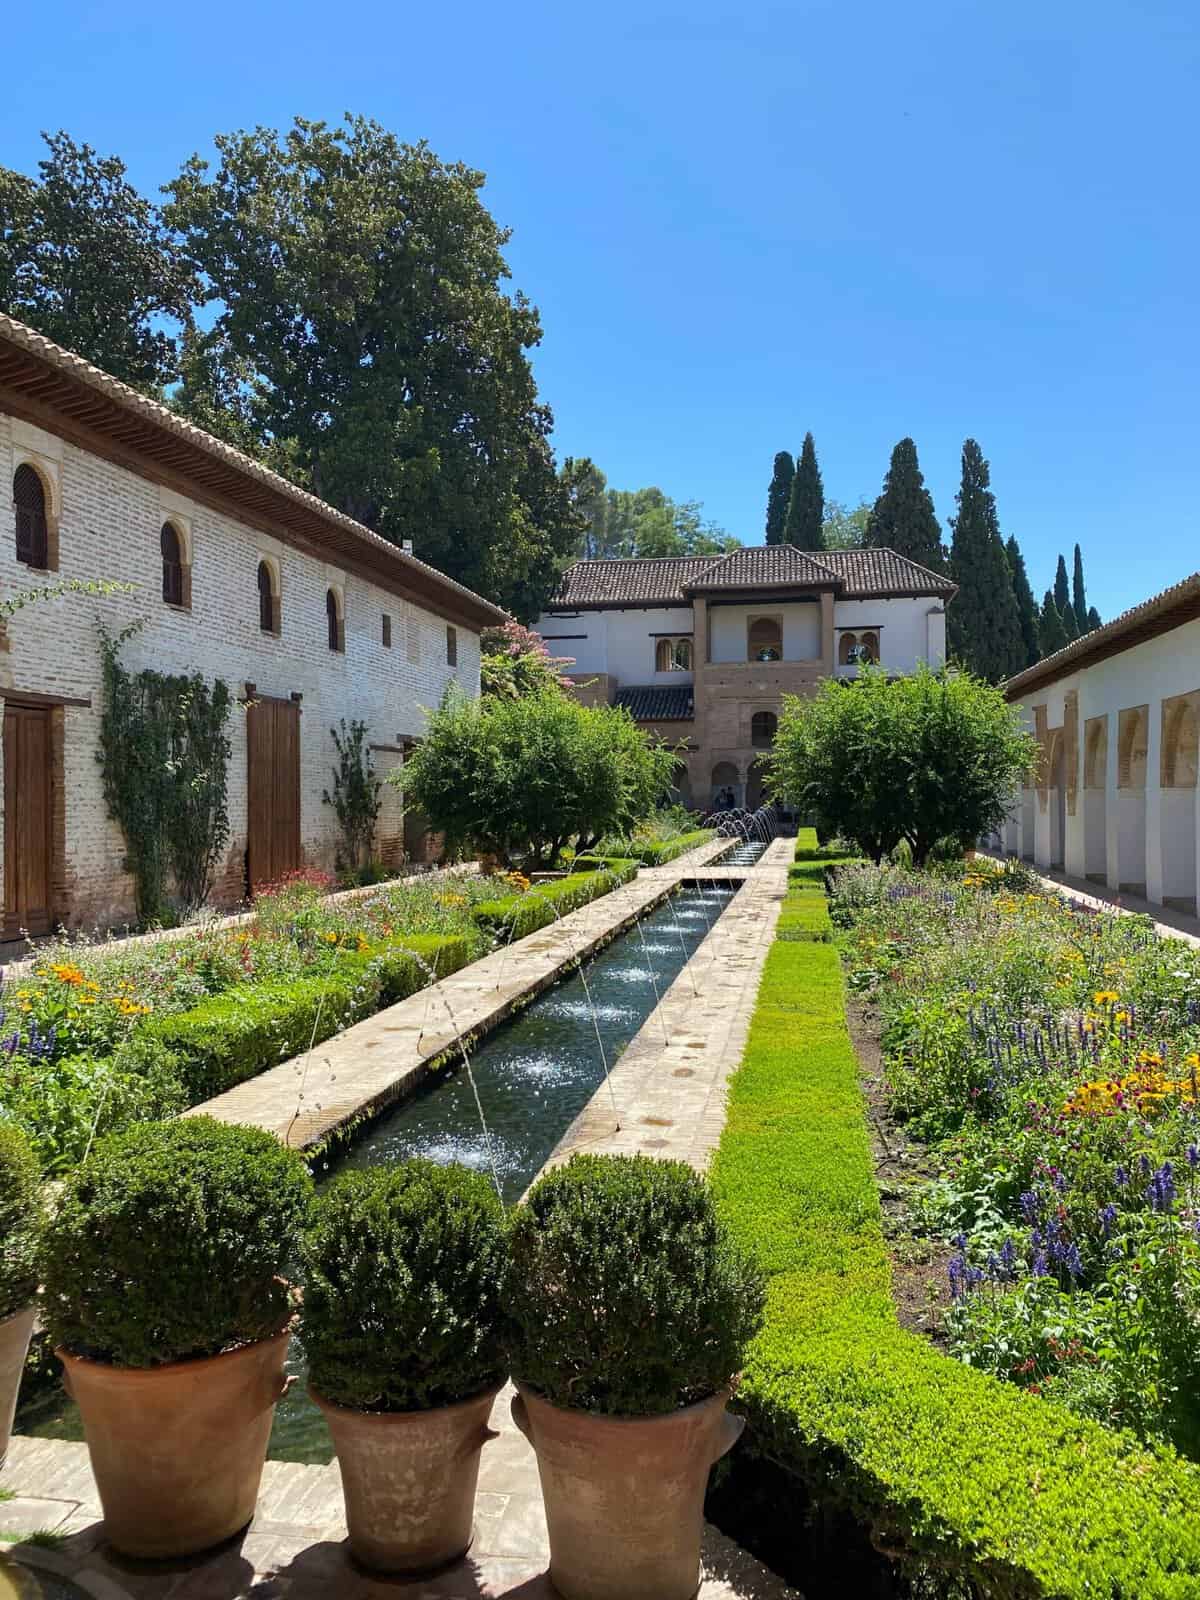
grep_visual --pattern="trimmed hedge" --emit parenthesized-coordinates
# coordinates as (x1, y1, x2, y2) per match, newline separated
(473, 861, 638, 942)
(710, 893, 1200, 1595)
(146, 933, 472, 1103)
(0, 1121, 42, 1319)
(630, 829, 715, 866)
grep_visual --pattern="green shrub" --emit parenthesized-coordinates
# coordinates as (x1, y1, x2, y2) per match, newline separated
(710, 920, 1200, 1595)
(776, 886, 832, 942)
(350, 932, 473, 1005)
(301, 1160, 506, 1411)
(473, 862, 638, 943)
(631, 829, 714, 866)
(0, 1121, 42, 1320)
(504, 1153, 765, 1416)
(41, 1117, 313, 1367)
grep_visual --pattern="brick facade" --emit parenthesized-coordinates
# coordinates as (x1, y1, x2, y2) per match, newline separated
(0, 410, 486, 932)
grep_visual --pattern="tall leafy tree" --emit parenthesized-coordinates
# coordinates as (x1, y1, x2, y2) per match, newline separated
(1054, 554, 1071, 618)
(571, 481, 738, 560)
(0, 131, 198, 392)
(1005, 535, 1040, 669)
(822, 499, 871, 550)
(1038, 591, 1070, 657)
(1072, 543, 1089, 632)
(946, 440, 1022, 681)
(865, 437, 944, 569)
(165, 115, 578, 616)
(765, 451, 795, 545)
(784, 432, 824, 550)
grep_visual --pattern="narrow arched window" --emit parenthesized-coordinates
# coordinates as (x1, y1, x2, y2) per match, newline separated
(257, 561, 276, 633)
(327, 588, 344, 653)
(858, 630, 879, 664)
(838, 632, 858, 665)
(161, 522, 184, 606)
(751, 711, 778, 749)
(747, 617, 782, 662)
(13, 465, 49, 568)
(656, 639, 674, 672)
(675, 639, 693, 670)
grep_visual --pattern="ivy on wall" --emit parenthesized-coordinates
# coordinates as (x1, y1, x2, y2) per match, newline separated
(97, 623, 233, 924)
(322, 718, 381, 877)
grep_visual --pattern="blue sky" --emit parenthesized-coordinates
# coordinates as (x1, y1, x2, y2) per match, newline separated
(2, 0, 1196, 618)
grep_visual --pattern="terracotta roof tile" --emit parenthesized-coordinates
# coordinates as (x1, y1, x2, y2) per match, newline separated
(682, 544, 837, 592)
(551, 558, 716, 608)
(614, 683, 695, 720)
(819, 548, 956, 598)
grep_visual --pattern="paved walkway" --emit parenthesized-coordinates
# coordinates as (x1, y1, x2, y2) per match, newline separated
(0, 839, 798, 1600)
(189, 838, 735, 1149)
(979, 852, 1200, 948)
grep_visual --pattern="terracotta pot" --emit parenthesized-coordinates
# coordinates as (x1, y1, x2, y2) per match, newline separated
(311, 1382, 501, 1574)
(58, 1328, 291, 1558)
(0, 1305, 36, 1470)
(512, 1383, 744, 1600)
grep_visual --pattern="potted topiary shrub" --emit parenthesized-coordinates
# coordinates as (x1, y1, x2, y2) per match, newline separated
(504, 1153, 766, 1600)
(302, 1160, 506, 1574)
(0, 1121, 42, 1470)
(40, 1116, 313, 1559)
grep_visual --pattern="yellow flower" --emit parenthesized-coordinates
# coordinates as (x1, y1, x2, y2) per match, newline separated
(1092, 990, 1119, 1007)
(48, 962, 85, 987)
(1115, 1009, 1131, 1026)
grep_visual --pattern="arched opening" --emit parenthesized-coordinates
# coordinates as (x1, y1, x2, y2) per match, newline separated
(1117, 704, 1148, 898)
(838, 632, 858, 665)
(1046, 731, 1066, 868)
(327, 588, 345, 653)
(13, 463, 50, 569)
(671, 759, 692, 808)
(711, 760, 740, 810)
(747, 616, 782, 663)
(858, 630, 879, 664)
(1160, 695, 1199, 912)
(751, 710, 778, 750)
(1083, 717, 1108, 884)
(257, 561, 278, 634)
(160, 522, 185, 607)
(656, 638, 674, 673)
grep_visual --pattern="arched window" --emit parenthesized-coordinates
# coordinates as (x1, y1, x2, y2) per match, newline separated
(13, 464, 49, 568)
(257, 561, 277, 634)
(655, 638, 693, 672)
(838, 632, 858, 665)
(751, 711, 778, 749)
(161, 522, 184, 606)
(327, 588, 345, 653)
(747, 617, 782, 662)
(858, 630, 879, 664)
(674, 638, 693, 671)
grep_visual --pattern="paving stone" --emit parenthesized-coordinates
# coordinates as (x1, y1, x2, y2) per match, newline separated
(0, 1494, 79, 1535)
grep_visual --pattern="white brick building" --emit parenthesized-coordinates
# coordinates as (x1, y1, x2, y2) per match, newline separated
(0, 314, 506, 937)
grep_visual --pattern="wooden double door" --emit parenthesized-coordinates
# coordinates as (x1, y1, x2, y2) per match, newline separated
(3, 701, 53, 938)
(246, 695, 301, 892)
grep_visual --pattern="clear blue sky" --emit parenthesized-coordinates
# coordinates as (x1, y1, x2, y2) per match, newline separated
(2, 0, 1196, 619)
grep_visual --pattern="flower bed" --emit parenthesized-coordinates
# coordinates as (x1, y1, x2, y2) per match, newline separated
(471, 860, 638, 942)
(707, 845, 1200, 1597)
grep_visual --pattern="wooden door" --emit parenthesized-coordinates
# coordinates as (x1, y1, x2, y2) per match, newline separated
(246, 697, 301, 892)
(3, 702, 53, 937)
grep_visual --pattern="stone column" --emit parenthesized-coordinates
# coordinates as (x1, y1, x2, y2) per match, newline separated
(1145, 697, 1164, 906)
(819, 592, 835, 671)
(693, 598, 709, 665)
(1104, 709, 1120, 891)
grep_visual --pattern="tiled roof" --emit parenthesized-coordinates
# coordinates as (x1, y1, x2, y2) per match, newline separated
(549, 545, 955, 608)
(614, 683, 695, 721)
(552, 558, 717, 608)
(1005, 571, 1200, 700)
(819, 547, 956, 599)
(0, 313, 509, 628)
(682, 544, 836, 592)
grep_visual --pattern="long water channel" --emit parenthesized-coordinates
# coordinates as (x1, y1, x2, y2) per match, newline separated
(19, 873, 749, 1463)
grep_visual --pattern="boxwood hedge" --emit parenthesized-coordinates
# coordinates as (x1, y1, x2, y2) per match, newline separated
(472, 861, 638, 942)
(710, 876, 1200, 1597)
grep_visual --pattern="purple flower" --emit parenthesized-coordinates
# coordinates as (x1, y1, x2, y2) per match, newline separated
(1020, 1190, 1040, 1224)
(1064, 1243, 1084, 1280)
(1187, 1144, 1199, 1171)
(1145, 1162, 1176, 1214)
(1098, 1204, 1117, 1237)
(1031, 1251, 1050, 1276)
(1114, 1164, 1129, 1188)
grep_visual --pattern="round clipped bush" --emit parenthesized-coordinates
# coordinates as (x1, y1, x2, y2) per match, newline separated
(301, 1159, 506, 1411)
(0, 1121, 42, 1321)
(503, 1153, 765, 1416)
(41, 1117, 313, 1367)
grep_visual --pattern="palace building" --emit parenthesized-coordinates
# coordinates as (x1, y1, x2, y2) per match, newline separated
(0, 313, 506, 938)
(531, 545, 956, 810)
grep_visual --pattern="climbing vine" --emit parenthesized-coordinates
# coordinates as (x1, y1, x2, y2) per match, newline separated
(97, 624, 232, 924)
(322, 719, 381, 877)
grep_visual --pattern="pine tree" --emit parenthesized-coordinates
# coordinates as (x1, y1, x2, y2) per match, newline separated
(1005, 535, 1040, 668)
(864, 437, 944, 569)
(784, 432, 825, 550)
(1039, 591, 1069, 656)
(1072, 544, 1089, 632)
(1087, 605, 1102, 632)
(764, 452, 794, 545)
(1054, 554, 1071, 618)
(946, 439, 1023, 681)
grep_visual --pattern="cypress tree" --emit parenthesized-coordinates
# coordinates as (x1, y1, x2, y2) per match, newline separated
(764, 451, 794, 545)
(784, 432, 825, 550)
(1005, 535, 1040, 668)
(1054, 554, 1071, 618)
(1062, 601, 1080, 643)
(1087, 605, 1102, 632)
(946, 439, 1023, 681)
(865, 437, 945, 569)
(1072, 543, 1089, 632)
(1039, 591, 1069, 656)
